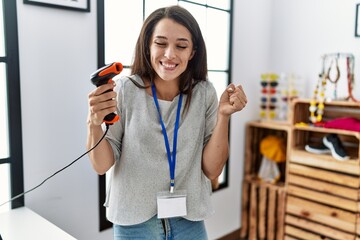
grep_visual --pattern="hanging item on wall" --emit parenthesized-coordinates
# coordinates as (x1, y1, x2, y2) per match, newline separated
(309, 53, 358, 124)
(346, 56, 359, 102)
(309, 73, 327, 124)
(355, 3, 360, 37)
(323, 53, 357, 101)
(24, 0, 90, 12)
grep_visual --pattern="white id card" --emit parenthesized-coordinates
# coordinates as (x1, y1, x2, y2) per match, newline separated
(157, 190, 187, 219)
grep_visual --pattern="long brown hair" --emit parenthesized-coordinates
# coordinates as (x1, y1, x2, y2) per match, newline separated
(130, 5, 208, 110)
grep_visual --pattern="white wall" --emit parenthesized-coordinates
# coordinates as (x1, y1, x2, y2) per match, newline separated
(16, 0, 360, 239)
(270, 0, 360, 99)
(205, 0, 271, 239)
(17, 0, 112, 239)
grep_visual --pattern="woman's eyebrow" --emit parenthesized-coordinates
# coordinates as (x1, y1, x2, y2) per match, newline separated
(154, 35, 167, 40)
(177, 38, 190, 42)
(154, 36, 190, 42)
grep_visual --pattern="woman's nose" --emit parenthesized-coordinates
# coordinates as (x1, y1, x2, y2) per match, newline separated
(164, 46, 176, 59)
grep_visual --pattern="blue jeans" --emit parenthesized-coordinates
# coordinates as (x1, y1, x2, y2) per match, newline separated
(113, 215, 208, 240)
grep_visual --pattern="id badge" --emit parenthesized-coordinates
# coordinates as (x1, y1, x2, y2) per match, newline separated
(157, 190, 187, 219)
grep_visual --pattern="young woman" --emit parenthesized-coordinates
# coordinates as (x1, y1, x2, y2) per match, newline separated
(87, 5, 247, 240)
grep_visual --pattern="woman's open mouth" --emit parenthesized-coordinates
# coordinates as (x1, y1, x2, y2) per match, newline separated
(161, 62, 177, 70)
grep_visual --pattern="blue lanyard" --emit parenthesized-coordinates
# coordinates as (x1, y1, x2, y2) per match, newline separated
(151, 84, 183, 193)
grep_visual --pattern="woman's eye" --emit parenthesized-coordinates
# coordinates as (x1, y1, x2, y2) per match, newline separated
(155, 42, 166, 47)
(154, 42, 187, 49)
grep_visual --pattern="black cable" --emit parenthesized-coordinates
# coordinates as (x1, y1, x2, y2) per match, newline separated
(0, 125, 110, 208)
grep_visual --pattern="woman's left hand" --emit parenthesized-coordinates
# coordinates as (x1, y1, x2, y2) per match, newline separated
(218, 83, 247, 116)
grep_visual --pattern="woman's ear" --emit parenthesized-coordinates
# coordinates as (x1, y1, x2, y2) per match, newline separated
(189, 50, 195, 60)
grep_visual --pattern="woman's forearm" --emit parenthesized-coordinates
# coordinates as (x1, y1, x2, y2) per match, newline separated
(87, 124, 115, 175)
(202, 114, 230, 180)
(202, 83, 247, 180)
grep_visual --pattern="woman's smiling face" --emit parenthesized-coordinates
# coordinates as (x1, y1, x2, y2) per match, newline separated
(149, 18, 195, 83)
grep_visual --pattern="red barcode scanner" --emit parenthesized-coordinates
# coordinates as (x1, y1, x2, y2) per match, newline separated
(90, 62, 123, 125)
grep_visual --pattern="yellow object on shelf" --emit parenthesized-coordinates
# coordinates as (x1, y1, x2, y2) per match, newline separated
(260, 135, 286, 163)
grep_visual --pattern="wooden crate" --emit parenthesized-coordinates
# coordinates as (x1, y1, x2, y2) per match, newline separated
(241, 100, 360, 239)
(290, 98, 360, 125)
(285, 163, 360, 239)
(243, 121, 290, 182)
(285, 215, 355, 240)
(286, 195, 357, 233)
(240, 178, 286, 240)
(241, 121, 291, 239)
(285, 99, 360, 240)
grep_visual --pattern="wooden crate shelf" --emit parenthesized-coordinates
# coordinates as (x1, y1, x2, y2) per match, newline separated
(288, 163, 359, 188)
(294, 125, 360, 139)
(285, 215, 355, 240)
(292, 128, 360, 163)
(285, 99, 360, 239)
(244, 121, 290, 182)
(241, 121, 290, 239)
(241, 99, 360, 239)
(240, 178, 286, 240)
(289, 149, 360, 175)
(286, 196, 357, 233)
(290, 98, 360, 125)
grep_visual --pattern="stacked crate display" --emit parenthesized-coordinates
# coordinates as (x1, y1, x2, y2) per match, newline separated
(240, 121, 290, 240)
(240, 99, 360, 240)
(285, 99, 360, 240)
